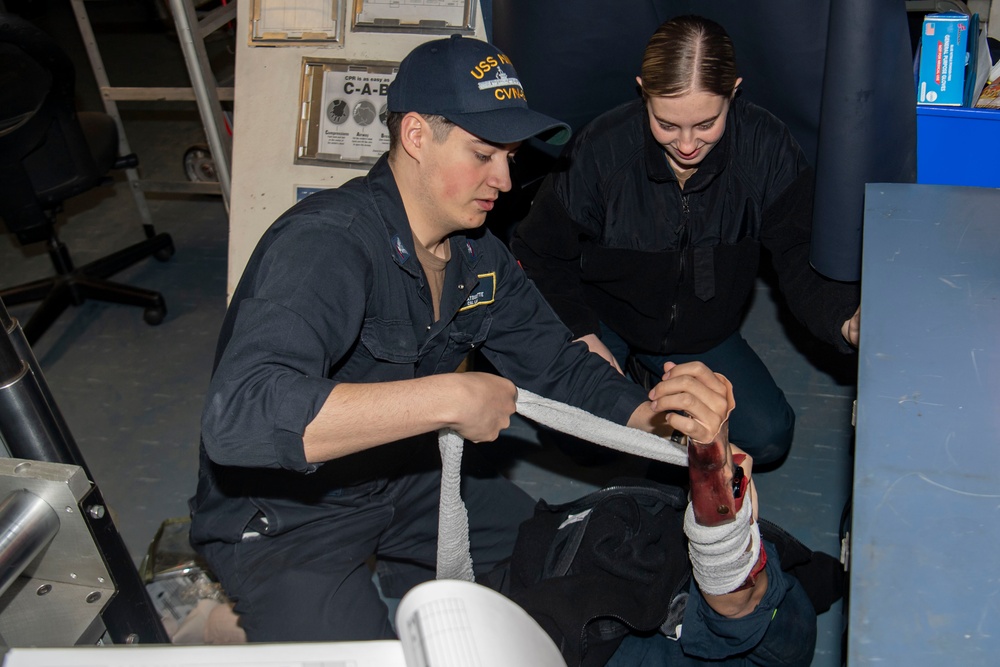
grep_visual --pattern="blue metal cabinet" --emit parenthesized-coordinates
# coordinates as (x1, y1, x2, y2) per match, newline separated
(850, 183, 1000, 664)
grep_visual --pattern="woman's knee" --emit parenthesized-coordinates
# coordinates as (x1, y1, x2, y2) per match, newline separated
(729, 400, 795, 466)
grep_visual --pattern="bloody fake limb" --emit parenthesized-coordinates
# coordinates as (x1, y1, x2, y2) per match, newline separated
(680, 372, 743, 526)
(683, 377, 741, 526)
(687, 434, 738, 526)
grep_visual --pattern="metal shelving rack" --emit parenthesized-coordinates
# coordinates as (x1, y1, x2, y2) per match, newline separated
(69, 0, 235, 220)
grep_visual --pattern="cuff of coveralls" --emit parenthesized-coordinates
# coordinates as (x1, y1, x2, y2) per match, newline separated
(274, 375, 339, 473)
(612, 380, 655, 426)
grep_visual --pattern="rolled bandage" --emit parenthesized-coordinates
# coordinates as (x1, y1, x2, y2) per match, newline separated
(684, 494, 762, 596)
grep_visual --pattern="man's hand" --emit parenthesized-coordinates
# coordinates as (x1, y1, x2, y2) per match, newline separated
(841, 306, 860, 347)
(643, 361, 733, 443)
(445, 372, 518, 442)
(575, 333, 624, 375)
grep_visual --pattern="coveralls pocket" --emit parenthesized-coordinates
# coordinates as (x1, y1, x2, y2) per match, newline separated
(359, 318, 420, 373)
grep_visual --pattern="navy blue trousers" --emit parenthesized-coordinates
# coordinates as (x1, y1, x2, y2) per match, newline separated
(600, 324, 795, 466)
(199, 441, 536, 642)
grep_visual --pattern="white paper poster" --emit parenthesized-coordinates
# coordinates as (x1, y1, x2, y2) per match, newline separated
(319, 69, 393, 163)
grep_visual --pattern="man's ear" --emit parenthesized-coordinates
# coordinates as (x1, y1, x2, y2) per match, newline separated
(399, 112, 426, 161)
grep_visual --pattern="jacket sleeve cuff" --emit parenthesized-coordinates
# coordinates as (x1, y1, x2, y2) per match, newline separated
(679, 541, 795, 658)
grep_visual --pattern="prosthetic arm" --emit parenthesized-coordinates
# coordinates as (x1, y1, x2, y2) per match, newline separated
(681, 378, 767, 598)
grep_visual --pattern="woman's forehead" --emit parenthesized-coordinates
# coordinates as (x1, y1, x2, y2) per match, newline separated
(647, 91, 729, 124)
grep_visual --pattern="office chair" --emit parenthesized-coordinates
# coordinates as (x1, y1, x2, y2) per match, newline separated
(0, 11, 174, 345)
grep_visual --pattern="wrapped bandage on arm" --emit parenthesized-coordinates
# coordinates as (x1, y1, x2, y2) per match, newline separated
(684, 491, 764, 596)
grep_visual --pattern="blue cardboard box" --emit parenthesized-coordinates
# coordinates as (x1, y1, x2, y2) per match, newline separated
(917, 11, 969, 106)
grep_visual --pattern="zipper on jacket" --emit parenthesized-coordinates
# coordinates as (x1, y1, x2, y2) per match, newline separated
(662, 193, 691, 350)
(676, 193, 690, 289)
(663, 304, 677, 349)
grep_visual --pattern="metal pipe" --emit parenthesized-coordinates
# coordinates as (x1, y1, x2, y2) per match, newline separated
(0, 365, 71, 465)
(0, 489, 60, 600)
(0, 300, 90, 473)
(0, 302, 22, 382)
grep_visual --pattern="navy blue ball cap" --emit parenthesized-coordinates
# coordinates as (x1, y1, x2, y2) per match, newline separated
(387, 34, 571, 146)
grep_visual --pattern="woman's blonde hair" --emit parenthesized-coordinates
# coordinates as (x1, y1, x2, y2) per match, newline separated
(640, 15, 738, 98)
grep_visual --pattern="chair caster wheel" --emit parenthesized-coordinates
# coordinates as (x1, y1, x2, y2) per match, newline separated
(144, 306, 166, 326)
(154, 244, 175, 262)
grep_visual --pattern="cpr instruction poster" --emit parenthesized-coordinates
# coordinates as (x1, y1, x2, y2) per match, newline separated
(319, 69, 393, 163)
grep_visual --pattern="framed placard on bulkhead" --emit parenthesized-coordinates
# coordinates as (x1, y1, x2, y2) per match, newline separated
(250, 0, 345, 45)
(296, 58, 397, 167)
(351, 0, 476, 34)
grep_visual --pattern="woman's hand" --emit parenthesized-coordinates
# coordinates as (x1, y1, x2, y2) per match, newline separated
(575, 333, 624, 375)
(842, 306, 860, 347)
